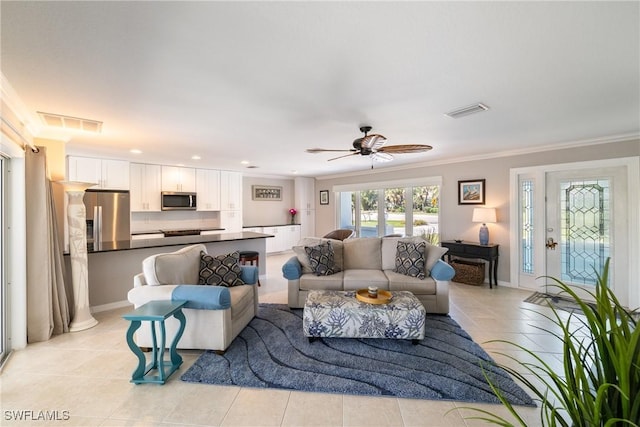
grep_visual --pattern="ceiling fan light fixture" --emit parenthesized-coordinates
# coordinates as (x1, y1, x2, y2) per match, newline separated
(371, 152, 393, 162)
(444, 103, 490, 119)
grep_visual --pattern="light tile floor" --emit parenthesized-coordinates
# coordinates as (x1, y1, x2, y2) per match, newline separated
(0, 251, 564, 426)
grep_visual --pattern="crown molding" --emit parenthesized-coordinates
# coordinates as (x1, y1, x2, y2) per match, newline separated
(1, 73, 39, 150)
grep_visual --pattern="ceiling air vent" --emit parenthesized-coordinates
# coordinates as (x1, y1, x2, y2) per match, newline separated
(444, 103, 489, 119)
(37, 111, 103, 133)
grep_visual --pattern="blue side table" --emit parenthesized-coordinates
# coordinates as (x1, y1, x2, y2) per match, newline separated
(122, 300, 187, 385)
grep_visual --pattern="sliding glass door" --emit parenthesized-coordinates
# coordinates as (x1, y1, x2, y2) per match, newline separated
(0, 156, 6, 365)
(336, 181, 440, 241)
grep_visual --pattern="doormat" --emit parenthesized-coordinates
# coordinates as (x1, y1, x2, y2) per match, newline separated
(181, 304, 534, 406)
(523, 291, 592, 314)
(525, 292, 639, 320)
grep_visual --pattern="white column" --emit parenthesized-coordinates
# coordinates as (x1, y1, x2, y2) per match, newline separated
(62, 181, 98, 331)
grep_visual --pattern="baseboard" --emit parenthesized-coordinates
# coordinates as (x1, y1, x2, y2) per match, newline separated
(496, 279, 514, 288)
(91, 300, 132, 313)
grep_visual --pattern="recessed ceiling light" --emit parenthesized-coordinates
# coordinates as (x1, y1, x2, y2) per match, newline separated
(37, 111, 103, 133)
(241, 160, 250, 165)
(177, 163, 185, 167)
(291, 170, 298, 174)
(191, 155, 201, 160)
(444, 103, 490, 119)
(130, 149, 142, 154)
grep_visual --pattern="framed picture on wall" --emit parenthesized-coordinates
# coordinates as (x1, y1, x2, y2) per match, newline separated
(252, 185, 282, 201)
(458, 179, 485, 205)
(319, 190, 329, 205)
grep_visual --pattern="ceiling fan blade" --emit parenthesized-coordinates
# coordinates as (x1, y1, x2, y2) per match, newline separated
(361, 134, 387, 150)
(306, 148, 357, 153)
(377, 144, 433, 154)
(328, 152, 360, 161)
(371, 152, 394, 162)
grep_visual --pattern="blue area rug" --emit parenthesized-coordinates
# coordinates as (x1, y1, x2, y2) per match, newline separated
(181, 304, 534, 405)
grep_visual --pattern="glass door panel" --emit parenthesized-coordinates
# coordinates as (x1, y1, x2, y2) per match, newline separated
(337, 192, 356, 234)
(384, 188, 405, 236)
(412, 186, 439, 243)
(546, 167, 628, 305)
(359, 190, 378, 237)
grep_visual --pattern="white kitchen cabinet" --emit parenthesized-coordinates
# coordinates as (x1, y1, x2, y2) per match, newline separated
(220, 210, 242, 233)
(243, 227, 263, 233)
(220, 171, 242, 210)
(299, 209, 316, 238)
(263, 226, 283, 253)
(218, 170, 242, 232)
(131, 233, 164, 240)
(196, 169, 220, 211)
(282, 225, 301, 249)
(263, 225, 300, 253)
(67, 156, 130, 190)
(294, 177, 316, 238)
(161, 166, 196, 192)
(130, 163, 162, 212)
(294, 177, 315, 210)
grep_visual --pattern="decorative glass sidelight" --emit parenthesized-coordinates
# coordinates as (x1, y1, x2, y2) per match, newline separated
(560, 178, 610, 285)
(520, 179, 535, 275)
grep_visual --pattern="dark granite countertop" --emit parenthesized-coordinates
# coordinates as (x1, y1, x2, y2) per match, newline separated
(68, 231, 274, 255)
(243, 224, 300, 228)
(130, 227, 225, 235)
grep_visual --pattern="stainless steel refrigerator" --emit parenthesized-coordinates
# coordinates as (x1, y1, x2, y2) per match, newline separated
(84, 190, 130, 245)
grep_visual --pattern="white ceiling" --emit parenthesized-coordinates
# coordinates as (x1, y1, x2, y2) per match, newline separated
(2, 1, 639, 177)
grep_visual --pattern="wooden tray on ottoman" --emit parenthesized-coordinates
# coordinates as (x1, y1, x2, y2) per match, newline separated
(356, 289, 392, 304)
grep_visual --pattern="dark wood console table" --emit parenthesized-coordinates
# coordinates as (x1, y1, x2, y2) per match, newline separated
(440, 241, 499, 288)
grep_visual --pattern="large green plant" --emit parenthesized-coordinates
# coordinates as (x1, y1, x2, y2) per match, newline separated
(467, 259, 639, 426)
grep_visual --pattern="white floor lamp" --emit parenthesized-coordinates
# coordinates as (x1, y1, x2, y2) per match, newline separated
(61, 181, 99, 332)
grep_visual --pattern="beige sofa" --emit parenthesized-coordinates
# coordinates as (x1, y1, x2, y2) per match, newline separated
(282, 236, 454, 314)
(128, 244, 259, 351)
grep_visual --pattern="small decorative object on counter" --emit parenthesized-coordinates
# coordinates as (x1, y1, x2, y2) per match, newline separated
(368, 286, 378, 298)
(289, 208, 297, 224)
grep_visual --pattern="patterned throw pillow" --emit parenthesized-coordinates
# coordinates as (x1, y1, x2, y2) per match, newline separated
(304, 241, 341, 276)
(394, 241, 426, 279)
(198, 251, 246, 287)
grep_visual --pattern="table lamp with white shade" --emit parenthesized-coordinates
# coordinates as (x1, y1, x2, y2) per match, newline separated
(472, 207, 497, 246)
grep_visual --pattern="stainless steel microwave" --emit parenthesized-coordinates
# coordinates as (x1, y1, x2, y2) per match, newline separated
(161, 192, 197, 210)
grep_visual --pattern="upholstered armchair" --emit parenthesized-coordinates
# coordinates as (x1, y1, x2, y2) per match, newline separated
(322, 229, 355, 241)
(128, 244, 259, 351)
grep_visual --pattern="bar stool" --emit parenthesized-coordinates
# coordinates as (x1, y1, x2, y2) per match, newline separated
(239, 251, 261, 286)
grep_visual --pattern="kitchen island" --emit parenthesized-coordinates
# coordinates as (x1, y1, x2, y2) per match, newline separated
(64, 232, 273, 311)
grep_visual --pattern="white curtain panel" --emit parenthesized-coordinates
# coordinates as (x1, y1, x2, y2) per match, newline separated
(25, 147, 70, 342)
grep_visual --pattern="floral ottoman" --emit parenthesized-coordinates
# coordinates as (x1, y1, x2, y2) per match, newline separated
(302, 290, 426, 344)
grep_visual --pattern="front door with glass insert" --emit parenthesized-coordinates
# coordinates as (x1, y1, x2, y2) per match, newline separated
(545, 167, 628, 305)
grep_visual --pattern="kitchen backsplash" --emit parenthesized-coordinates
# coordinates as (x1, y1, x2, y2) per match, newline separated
(131, 210, 221, 233)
